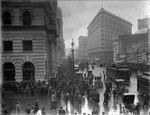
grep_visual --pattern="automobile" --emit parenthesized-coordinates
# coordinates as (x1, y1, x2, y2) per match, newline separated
(87, 70, 93, 77)
(76, 71, 83, 77)
(115, 79, 128, 95)
(121, 93, 136, 114)
(94, 76, 103, 88)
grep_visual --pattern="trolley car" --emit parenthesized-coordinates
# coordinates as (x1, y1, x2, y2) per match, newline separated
(138, 72, 150, 96)
(106, 65, 131, 84)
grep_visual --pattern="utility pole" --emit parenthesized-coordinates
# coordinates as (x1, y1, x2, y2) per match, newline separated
(71, 39, 75, 71)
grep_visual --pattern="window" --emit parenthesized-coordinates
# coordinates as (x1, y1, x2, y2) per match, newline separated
(3, 41, 13, 51)
(22, 11, 31, 26)
(3, 11, 12, 25)
(23, 40, 32, 51)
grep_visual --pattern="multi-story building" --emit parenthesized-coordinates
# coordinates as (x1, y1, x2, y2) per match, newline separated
(113, 32, 149, 63)
(74, 48, 79, 60)
(113, 17, 150, 64)
(87, 8, 132, 64)
(1, 0, 59, 82)
(55, 7, 65, 68)
(78, 36, 87, 61)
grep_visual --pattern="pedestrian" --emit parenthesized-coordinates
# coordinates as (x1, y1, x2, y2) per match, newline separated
(26, 104, 31, 115)
(1, 101, 8, 115)
(135, 102, 141, 115)
(34, 100, 39, 114)
(113, 88, 117, 100)
(59, 107, 65, 115)
(51, 98, 57, 110)
(91, 108, 98, 115)
(16, 101, 21, 115)
(30, 106, 35, 115)
(41, 108, 46, 115)
(142, 93, 149, 108)
(103, 70, 106, 81)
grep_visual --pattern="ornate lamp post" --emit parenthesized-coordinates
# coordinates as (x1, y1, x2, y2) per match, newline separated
(71, 39, 75, 71)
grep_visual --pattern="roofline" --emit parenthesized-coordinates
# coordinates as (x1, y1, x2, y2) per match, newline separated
(87, 8, 132, 29)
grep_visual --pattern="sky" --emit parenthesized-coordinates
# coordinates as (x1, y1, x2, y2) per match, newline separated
(58, 0, 150, 49)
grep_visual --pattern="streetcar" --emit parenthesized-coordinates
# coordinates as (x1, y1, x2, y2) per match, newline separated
(138, 72, 150, 96)
(106, 64, 131, 84)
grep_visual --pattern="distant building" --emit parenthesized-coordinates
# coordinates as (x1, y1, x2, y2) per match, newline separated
(1, 0, 59, 82)
(113, 17, 150, 64)
(74, 48, 79, 60)
(87, 8, 132, 64)
(78, 36, 88, 61)
(113, 32, 149, 64)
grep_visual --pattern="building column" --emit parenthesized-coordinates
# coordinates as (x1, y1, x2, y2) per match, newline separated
(50, 40, 55, 75)
(15, 63, 22, 82)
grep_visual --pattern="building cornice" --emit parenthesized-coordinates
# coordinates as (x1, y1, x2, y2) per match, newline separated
(87, 8, 132, 29)
(2, 25, 57, 35)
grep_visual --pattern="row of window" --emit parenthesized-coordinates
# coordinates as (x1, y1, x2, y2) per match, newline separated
(3, 10, 32, 26)
(3, 40, 32, 52)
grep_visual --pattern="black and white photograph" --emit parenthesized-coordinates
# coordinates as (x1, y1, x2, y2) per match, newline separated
(1, 0, 150, 115)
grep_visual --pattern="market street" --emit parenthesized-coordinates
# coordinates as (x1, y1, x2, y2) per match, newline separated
(3, 65, 150, 115)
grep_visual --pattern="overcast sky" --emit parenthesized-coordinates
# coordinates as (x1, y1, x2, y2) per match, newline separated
(58, 0, 149, 49)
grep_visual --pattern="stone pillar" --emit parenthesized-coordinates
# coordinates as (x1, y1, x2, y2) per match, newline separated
(14, 8, 20, 25)
(14, 63, 22, 82)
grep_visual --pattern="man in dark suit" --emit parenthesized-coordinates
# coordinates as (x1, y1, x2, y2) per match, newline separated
(59, 107, 65, 115)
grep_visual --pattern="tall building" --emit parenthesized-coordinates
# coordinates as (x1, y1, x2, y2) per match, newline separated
(87, 8, 132, 64)
(74, 48, 79, 60)
(78, 36, 87, 61)
(1, 0, 59, 82)
(55, 7, 65, 67)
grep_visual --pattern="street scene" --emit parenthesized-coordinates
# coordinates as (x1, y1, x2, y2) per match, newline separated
(1, 0, 150, 115)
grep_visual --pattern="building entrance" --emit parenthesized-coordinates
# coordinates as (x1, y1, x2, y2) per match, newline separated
(3, 62, 15, 81)
(23, 62, 35, 81)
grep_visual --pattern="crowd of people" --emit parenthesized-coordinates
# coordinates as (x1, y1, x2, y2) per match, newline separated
(1, 61, 150, 115)
(2, 80, 51, 97)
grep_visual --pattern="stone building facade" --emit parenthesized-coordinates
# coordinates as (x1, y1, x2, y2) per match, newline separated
(87, 8, 132, 64)
(56, 7, 66, 63)
(1, 0, 59, 82)
(113, 17, 150, 64)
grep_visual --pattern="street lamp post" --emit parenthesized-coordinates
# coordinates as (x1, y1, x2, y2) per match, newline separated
(71, 39, 75, 114)
(71, 39, 75, 71)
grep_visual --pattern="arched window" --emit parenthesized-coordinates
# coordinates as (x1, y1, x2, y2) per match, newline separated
(22, 11, 31, 26)
(23, 62, 35, 81)
(3, 62, 15, 81)
(3, 11, 12, 25)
